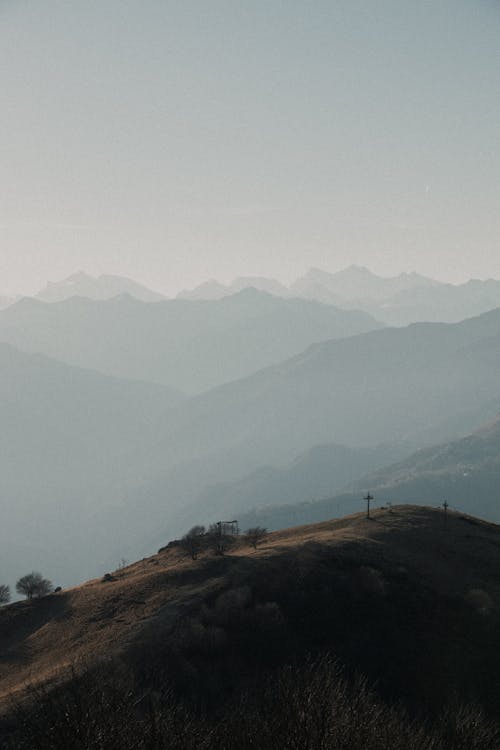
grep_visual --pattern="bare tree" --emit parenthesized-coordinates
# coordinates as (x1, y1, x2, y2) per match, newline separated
(16, 572, 53, 600)
(181, 525, 206, 560)
(0, 584, 10, 604)
(117, 558, 128, 578)
(207, 523, 234, 556)
(245, 526, 267, 550)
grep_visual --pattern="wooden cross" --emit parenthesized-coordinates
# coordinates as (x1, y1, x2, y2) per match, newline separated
(364, 492, 374, 519)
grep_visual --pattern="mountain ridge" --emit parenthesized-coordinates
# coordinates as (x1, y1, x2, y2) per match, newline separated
(2, 504, 500, 735)
(0, 290, 382, 393)
(35, 271, 165, 303)
(237, 413, 500, 531)
(178, 265, 500, 325)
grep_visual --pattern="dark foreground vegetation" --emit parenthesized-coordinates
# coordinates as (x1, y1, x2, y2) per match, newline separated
(5, 656, 500, 750)
(3, 507, 500, 748)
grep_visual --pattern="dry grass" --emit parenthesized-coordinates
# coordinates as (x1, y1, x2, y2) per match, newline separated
(1, 504, 499, 711)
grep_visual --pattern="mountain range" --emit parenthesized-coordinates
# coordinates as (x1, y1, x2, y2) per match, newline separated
(4, 304, 500, 588)
(35, 271, 165, 303)
(8, 266, 500, 328)
(101, 306, 500, 555)
(3, 267, 500, 590)
(0, 291, 380, 394)
(177, 275, 290, 300)
(181, 265, 500, 325)
(237, 413, 500, 531)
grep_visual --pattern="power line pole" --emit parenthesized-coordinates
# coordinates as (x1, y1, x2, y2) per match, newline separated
(443, 500, 448, 527)
(364, 492, 373, 519)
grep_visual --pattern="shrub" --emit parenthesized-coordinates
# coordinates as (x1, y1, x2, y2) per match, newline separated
(207, 524, 234, 556)
(15, 572, 52, 600)
(244, 526, 267, 550)
(181, 526, 206, 560)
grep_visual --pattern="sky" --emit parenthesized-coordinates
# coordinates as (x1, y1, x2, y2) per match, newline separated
(0, 0, 499, 296)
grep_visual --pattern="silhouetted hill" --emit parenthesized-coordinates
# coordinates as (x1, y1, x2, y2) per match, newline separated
(4, 306, 500, 592)
(184, 441, 413, 529)
(3, 506, 500, 748)
(0, 291, 381, 393)
(94, 306, 500, 559)
(355, 415, 500, 518)
(144, 307, 500, 476)
(238, 416, 500, 531)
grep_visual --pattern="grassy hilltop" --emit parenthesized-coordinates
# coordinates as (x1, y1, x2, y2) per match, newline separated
(2, 505, 500, 747)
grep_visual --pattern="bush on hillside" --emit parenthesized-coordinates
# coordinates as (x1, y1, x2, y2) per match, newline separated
(244, 526, 267, 550)
(15, 572, 52, 600)
(5, 655, 500, 750)
(181, 525, 207, 560)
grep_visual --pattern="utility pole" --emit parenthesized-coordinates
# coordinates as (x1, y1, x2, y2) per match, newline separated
(364, 492, 373, 519)
(443, 500, 448, 527)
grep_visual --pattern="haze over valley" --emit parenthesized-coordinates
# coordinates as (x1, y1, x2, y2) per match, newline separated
(2, 1, 500, 745)
(3, 268, 500, 589)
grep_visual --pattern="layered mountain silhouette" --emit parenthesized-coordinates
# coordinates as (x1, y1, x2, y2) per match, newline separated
(35, 271, 165, 303)
(143, 307, 500, 476)
(166, 441, 414, 540)
(26, 266, 500, 325)
(290, 265, 439, 304)
(180, 265, 500, 325)
(4, 301, 500, 590)
(109, 307, 500, 552)
(352, 414, 500, 518)
(178, 275, 290, 300)
(237, 415, 500, 531)
(0, 291, 381, 393)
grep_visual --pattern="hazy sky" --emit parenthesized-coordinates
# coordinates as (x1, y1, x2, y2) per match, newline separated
(1, 0, 499, 296)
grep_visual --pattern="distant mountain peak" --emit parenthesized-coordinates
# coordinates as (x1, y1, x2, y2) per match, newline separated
(35, 272, 165, 304)
(177, 280, 229, 301)
(66, 270, 93, 283)
(336, 264, 377, 276)
(177, 276, 289, 301)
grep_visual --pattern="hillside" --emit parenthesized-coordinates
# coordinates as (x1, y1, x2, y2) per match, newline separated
(3, 506, 500, 748)
(4, 306, 500, 594)
(84, 306, 500, 564)
(353, 414, 500, 518)
(0, 290, 381, 393)
(180, 441, 413, 534)
(0, 343, 184, 588)
(133, 307, 500, 497)
(241, 415, 500, 531)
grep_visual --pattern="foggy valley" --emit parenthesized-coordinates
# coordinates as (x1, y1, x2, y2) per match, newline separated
(2, 1, 500, 747)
